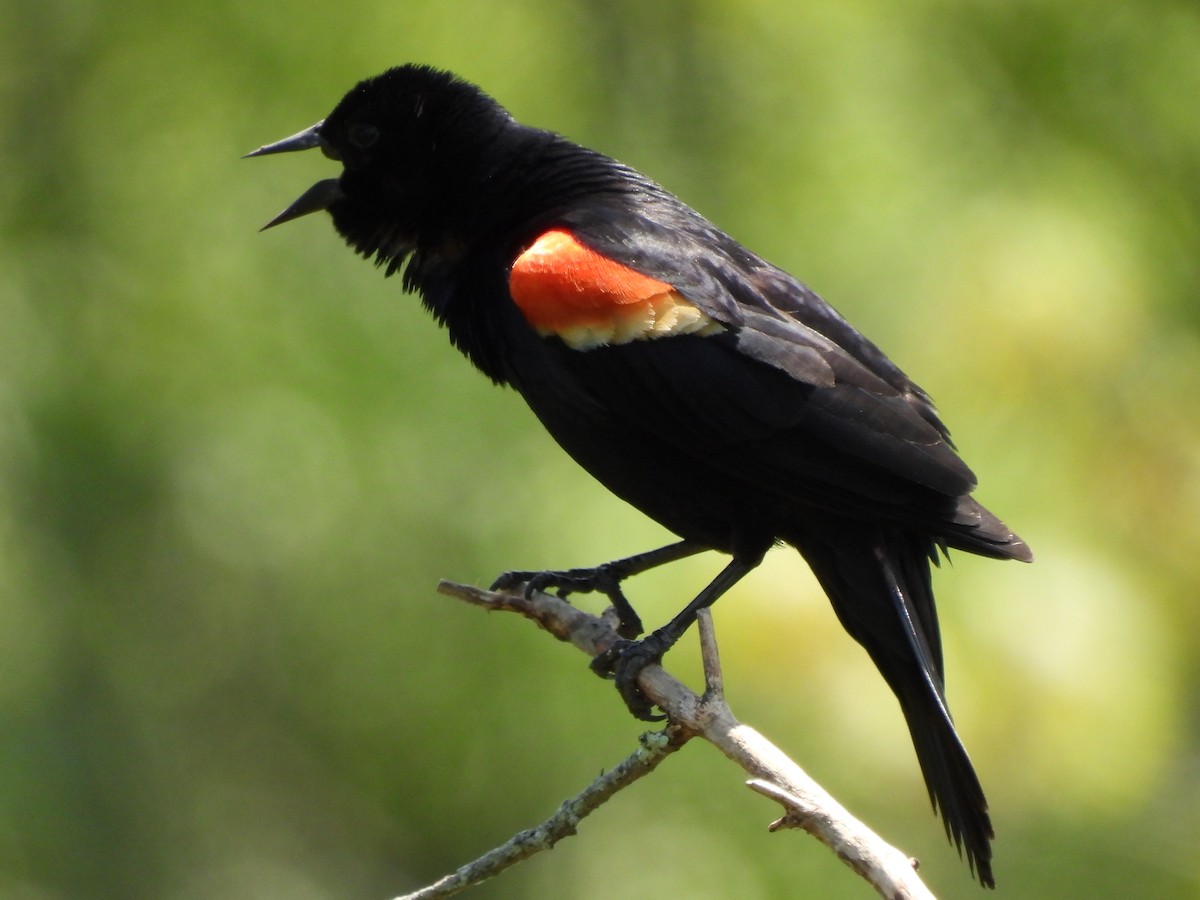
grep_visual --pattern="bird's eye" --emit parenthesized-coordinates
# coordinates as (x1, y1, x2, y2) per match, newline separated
(348, 122, 379, 149)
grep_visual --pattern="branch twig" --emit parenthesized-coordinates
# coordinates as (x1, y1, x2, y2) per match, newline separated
(394, 728, 686, 900)
(413, 580, 935, 900)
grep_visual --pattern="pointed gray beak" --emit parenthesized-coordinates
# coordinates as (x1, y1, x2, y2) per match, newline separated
(244, 121, 326, 157)
(247, 120, 345, 229)
(258, 178, 345, 230)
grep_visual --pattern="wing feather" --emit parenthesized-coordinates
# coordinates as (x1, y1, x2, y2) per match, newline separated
(535, 212, 977, 501)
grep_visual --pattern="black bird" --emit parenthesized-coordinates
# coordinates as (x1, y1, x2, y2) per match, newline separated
(248, 64, 1031, 886)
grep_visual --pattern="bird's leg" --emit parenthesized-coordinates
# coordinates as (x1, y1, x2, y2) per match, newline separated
(491, 540, 706, 639)
(591, 553, 759, 720)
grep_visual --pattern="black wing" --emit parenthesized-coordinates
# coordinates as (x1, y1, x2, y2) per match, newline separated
(555, 202, 982, 504)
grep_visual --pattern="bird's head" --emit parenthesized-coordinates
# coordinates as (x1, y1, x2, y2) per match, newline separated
(247, 64, 513, 271)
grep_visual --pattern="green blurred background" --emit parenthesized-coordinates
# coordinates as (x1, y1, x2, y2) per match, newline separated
(3, 0, 1199, 897)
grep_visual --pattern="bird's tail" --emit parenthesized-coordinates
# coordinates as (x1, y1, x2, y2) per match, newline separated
(798, 529, 995, 888)
(945, 495, 1033, 563)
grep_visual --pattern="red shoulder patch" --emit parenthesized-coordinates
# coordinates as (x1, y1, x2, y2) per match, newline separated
(509, 228, 723, 349)
(509, 229, 672, 330)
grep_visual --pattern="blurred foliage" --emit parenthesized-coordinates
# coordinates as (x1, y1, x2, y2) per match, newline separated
(1, 0, 1199, 897)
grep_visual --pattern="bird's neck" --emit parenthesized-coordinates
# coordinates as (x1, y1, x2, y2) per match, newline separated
(404, 131, 640, 383)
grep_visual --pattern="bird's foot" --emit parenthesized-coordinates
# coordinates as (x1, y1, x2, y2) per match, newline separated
(491, 563, 644, 638)
(590, 633, 670, 721)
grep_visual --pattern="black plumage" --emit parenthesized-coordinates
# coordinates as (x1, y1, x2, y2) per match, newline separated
(249, 64, 1031, 886)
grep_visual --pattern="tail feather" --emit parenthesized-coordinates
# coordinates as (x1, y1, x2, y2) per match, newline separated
(798, 529, 995, 887)
(947, 496, 1033, 563)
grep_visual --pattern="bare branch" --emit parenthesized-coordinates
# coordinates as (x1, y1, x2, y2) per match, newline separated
(696, 607, 724, 700)
(428, 580, 936, 899)
(393, 728, 686, 900)
(746, 779, 934, 900)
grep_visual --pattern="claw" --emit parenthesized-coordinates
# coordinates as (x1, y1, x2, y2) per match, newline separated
(591, 636, 669, 721)
(490, 565, 644, 639)
(489, 570, 532, 593)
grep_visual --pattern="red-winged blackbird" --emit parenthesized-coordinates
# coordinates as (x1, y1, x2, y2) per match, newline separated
(249, 64, 1031, 887)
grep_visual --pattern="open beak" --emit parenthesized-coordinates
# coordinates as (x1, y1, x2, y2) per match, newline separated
(244, 121, 326, 157)
(246, 121, 345, 230)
